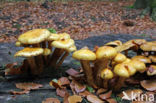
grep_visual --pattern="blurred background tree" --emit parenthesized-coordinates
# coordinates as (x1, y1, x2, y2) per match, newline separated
(134, 0, 156, 21)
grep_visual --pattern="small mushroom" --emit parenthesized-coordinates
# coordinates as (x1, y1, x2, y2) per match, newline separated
(113, 63, 136, 91)
(140, 42, 156, 52)
(113, 53, 127, 63)
(14, 47, 44, 75)
(50, 39, 75, 67)
(18, 29, 50, 47)
(149, 55, 156, 63)
(55, 45, 77, 69)
(100, 68, 114, 89)
(72, 48, 97, 88)
(132, 55, 151, 64)
(95, 46, 117, 87)
(47, 33, 60, 49)
(105, 40, 122, 47)
(129, 60, 146, 73)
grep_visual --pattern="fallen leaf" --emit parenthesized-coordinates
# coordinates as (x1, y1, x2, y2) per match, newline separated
(5, 62, 18, 68)
(118, 89, 143, 100)
(140, 80, 156, 91)
(105, 98, 117, 103)
(10, 90, 30, 95)
(63, 92, 70, 103)
(66, 68, 79, 76)
(78, 90, 92, 97)
(5, 67, 22, 75)
(42, 98, 60, 103)
(16, 83, 43, 90)
(56, 88, 68, 98)
(87, 95, 104, 103)
(49, 79, 62, 89)
(96, 88, 108, 95)
(74, 82, 86, 93)
(58, 77, 70, 86)
(68, 95, 82, 103)
(99, 90, 112, 100)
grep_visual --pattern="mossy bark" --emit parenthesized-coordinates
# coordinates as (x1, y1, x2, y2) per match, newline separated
(134, 0, 156, 21)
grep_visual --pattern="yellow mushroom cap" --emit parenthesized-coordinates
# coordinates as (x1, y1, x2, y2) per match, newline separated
(66, 45, 77, 52)
(101, 68, 114, 79)
(43, 48, 51, 56)
(140, 42, 156, 51)
(123, 63, 136, 76)
(130, 60, 146, 72)
(51, 39, 74, 49)
(14, 47, 44, 57)
(59, 33, 70, 40)
(96, 46, 117, 59)
(18, 29, 50, 44)
(72, 49, 96, 61)
(114, 63, 130, 78)
(114, 53, 127, 63)
(133, 39, 146, 45)
(47, 33, 60, 41)
(147, 65, 156, 76)
(132, 55, 151, 63)
(15, 41, 22, 47)
(149, 55, 156, 63)
(123, 58, 131, 63)
(105, 40, 122, 47)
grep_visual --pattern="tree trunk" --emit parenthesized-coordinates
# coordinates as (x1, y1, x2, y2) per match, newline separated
(134, 0, 156, 21)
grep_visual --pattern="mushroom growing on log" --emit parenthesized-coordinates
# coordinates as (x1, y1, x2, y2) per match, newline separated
(95, 46, 117, 87)
(72, 48, 97, 88)
(14, 47, 44, 75)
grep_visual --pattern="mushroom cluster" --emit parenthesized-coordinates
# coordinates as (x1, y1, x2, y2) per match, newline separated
(72, 39, 156, 91)
(14, 29, 76, 75)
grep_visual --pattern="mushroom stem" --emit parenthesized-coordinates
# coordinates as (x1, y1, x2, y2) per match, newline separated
(48, 41, 53, 50)
(42, 41, 47, 48)
(50, 48, 64, 67)
(55, 51, 69, 69)
(113, 77, 126, 91)
(35, 55, 44, 74)
(94, 59, 109, 87)
(103, 80, 108, 89)
(27, 57, 38, 75)
(80, 60, 96, 88)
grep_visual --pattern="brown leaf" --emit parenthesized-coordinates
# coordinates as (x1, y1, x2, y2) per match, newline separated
(63, 92, 70, 103)
(5, 62, 18, 68)
(118, 89, 143, 100)
(66, 68, 79, 76)
(5, 67, 22, 75)
(58, 77, 70, 86)
(140, 80, 156, 91)
(74, 82, 86, 93)
(56, 88, 68, 98)
(68, 95, 82, 103)
(87, 95, 104, 103)
(49, 79, 62, 89)
(78, 90, 92, 97)
(10, 90, 30, 95)
(99, 90, 112, 100)
(96, 88, 108, 95)
(42, 98, 60, 103)
(16, 83, 43, 90)
(105, 98, 117, 103)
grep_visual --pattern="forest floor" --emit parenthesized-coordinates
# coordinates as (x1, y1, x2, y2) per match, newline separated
(0, 0, 156, 43)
